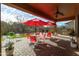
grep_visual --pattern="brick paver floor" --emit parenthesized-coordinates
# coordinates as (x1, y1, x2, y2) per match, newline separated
(13, 38, 36, 56)
(1, 37, 79, 56)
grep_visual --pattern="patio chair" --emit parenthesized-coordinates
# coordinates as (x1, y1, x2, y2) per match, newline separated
(39, 32, 45, 41)
(30, 36, 37, 43)
(45, 32, 52, 40)
(29, 36, 37, 48)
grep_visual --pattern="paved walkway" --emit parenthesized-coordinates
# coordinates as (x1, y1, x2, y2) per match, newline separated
(1, 36, 79, 56)
(13, 38, 36, 56)
(2, 37, 36, 56)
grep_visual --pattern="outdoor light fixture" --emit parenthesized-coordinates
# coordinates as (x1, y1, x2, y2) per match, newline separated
(55, 6, 64, 18)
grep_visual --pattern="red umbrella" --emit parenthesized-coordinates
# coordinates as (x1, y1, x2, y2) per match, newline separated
(44, 21, 56, 27)
(23, 18, 47, 26)
(23, 18, 48, 32)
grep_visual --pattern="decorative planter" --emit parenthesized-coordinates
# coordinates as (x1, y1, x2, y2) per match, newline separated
(5, 47, 14, 56)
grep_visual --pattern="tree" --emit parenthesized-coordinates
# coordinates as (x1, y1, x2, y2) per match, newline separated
(1, 21, 10, 35)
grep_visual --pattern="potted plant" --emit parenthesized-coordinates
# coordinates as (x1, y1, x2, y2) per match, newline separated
(5, 42, 14, 56)
(69, 30, 78, 48)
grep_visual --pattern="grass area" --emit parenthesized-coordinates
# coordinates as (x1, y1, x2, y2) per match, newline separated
(8, 34, 27, 39)
(1, 33, 27, 41)
(8, 35, 16, 39)
(20, 34, 27, 37)
(1, 37, 4, 42)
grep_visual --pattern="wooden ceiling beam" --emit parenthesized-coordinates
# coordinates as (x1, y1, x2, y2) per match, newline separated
(56, 16, 75, 22)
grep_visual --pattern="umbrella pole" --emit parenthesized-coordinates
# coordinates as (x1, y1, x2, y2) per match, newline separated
(34, 26, 37, 35)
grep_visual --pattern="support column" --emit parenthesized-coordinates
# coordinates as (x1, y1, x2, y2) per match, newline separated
(75, 14, 79, 48)
(0, 3, 1, 56)
(54, 22, 57, 33)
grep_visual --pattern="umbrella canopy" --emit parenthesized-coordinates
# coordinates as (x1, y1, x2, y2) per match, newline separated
(44, 21, 56, 27)
(23, 18, 47, 27)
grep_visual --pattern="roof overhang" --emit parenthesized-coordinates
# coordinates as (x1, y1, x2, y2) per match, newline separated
(4, 3, 79, 22)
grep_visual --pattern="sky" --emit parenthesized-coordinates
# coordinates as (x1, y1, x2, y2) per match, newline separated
(1, 4, 71, 26)
(56, 21, 71, 27)
(1, 4, 49, 22)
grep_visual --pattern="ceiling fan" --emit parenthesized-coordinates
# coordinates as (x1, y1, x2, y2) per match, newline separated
(55, 6, 64, 18)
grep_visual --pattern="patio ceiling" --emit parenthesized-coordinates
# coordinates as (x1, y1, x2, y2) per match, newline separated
(4, 3, 79, 22)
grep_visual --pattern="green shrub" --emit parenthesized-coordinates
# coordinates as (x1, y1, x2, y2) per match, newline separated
(8, 32, 16, 39)
(10, 35, 16, 39)
(8, 32, 15, 36)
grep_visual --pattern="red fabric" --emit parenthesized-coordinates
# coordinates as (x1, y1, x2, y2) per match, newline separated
(47, 32, 52, 37)
(30, 36, 36, 43)
(23, 18, 47, 26)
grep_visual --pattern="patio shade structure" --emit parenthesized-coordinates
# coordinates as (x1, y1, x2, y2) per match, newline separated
(23, 18, 48, 31)
(44, 21, 56, 27)
(4, 3, 79, 22)
(23, 18, 47, 26)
